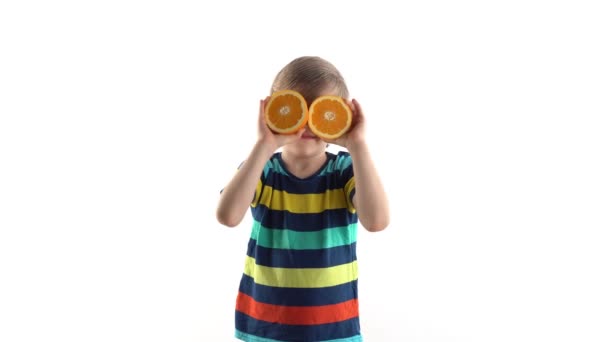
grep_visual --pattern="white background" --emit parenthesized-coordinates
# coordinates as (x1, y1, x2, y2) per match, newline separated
(1, 1, 607, 341)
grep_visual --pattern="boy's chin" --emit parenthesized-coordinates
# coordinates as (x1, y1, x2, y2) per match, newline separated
(284, 141, 326, 153)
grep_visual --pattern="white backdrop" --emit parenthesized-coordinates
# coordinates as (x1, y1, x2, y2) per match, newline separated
(1, 1, 607, 341)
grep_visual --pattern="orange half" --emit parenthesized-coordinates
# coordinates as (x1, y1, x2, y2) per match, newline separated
(264, 90, 308, 134)
(308, 96, 352, 139)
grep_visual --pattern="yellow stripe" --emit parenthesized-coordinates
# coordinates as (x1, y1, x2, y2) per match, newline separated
(251, 180, 263, 206)
(243, 256, 358, 288)
(344, 177, 356, 213)
(254, 185, 349, 213)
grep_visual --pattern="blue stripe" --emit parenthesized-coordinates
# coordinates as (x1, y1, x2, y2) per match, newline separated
(252, 206, 358, 231)
(238, 274, 358, 306)
(262, 169, 349, 194)
(235, 311, 361, 341)
(257, 152, 354, 194)
(246, 239, 357, 268)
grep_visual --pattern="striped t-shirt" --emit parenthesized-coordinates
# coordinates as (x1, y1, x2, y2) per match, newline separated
(235, 151, 361, 342)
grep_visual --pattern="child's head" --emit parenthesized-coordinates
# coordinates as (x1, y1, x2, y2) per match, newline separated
(271, 56, 349, 105)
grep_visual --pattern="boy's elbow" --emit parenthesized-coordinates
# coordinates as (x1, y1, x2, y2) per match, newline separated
(365, 223, 388, 232)
(363, 218, 390, 232)
(216, 209, 241, 228)
(218, 218, 240, 228)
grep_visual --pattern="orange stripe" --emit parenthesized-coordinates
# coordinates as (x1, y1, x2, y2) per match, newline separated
(236, 292, 359, 325)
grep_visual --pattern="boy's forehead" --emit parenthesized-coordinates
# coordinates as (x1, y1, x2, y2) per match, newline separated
(294, 87, 342, 102)
(272, 85, 346, 105)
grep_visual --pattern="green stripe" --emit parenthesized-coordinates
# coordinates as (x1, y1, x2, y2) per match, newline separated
(270, 158, 288, 176)
(251, 221, 357, 250)
(235, 330, 283, 342)
(324, 336, 363, 342)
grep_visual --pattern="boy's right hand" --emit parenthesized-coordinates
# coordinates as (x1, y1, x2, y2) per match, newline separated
(257, 96, 304, 150)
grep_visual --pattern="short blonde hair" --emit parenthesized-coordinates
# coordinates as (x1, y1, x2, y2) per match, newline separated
(271, 56, 349, 105)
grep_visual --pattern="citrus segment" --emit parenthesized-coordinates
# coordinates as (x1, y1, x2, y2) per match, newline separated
(265, 90, 308, 134)
(308, 96, 352, 139)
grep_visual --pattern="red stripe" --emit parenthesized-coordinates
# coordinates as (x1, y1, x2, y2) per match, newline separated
(236, 292, 359, 325)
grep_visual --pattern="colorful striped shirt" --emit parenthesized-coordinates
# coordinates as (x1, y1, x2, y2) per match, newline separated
(235, 151, 361, 342)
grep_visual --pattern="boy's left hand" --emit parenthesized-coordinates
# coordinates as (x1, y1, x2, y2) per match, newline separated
(324, 98, 366, 150)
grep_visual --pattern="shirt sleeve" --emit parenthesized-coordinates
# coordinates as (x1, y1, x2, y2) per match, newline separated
(251, 161, 270, 207)
(341, 154, 357, 213)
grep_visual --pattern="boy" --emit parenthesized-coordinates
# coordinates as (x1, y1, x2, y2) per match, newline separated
(217, 56, 390, 341)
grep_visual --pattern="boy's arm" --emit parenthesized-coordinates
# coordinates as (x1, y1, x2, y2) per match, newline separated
(216, 141, 275, 227)
(216, 98, 304, 227)
(330, 99, 390, 232)
(348, 141, 390, 232)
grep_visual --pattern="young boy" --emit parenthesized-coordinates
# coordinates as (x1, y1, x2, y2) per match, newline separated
(216, 56, 390, 341)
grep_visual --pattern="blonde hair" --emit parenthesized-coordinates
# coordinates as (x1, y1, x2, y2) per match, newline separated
(271, 56, 349, 105)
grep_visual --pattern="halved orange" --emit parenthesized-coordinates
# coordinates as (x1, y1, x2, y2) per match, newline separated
(308, 96, 352, 139)
(264, 90, 308, 134)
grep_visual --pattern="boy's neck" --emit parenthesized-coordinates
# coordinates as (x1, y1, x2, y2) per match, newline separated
(281, 150, 327, 179)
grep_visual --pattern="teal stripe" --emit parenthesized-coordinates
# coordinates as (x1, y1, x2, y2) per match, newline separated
(251, 221, 357, 250)
(235, 330, 363, 342)
(334, 153, 353, 172)
(264, 152, 352, 177)
(319, 157, 335, 176)
(262, 162, 270, 179)
(270, 158, 289, 176)
(319, 153, 353, 176)
(324, 335, 363, 342)
(235, 330, 282, 342)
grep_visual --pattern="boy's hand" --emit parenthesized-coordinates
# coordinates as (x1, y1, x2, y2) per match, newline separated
(324, 98, 366, 150)
(258, 96, 304, 150)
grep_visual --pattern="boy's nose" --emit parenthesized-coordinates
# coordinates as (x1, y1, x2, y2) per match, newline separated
(301, 127, 317, 138)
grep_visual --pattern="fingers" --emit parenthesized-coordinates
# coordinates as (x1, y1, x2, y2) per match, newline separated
(258, 96, 271, 128)
(351, 98, 363, 116)
(346, 98, 356, 114)
(258, 99, 264, 124)
(259, 96, 270, 117)
(351, 98, 365, 125)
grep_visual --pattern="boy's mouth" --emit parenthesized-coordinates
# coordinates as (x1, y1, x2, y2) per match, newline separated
(301, 133, 317, 139)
